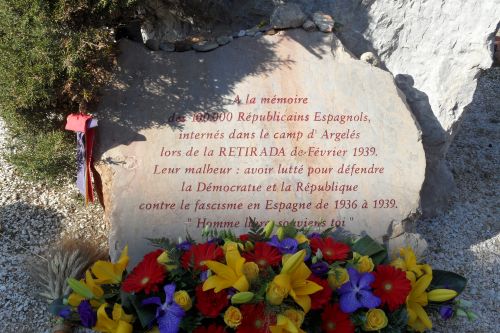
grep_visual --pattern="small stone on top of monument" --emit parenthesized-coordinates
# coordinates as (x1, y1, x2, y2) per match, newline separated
(303, 20, 317, 32)
(271, 3, 307, 29)
(193, 41, 219, 52)
(312, 12, 335, 33)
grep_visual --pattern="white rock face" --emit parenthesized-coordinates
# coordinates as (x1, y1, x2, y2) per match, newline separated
(317, 0, 500, 215)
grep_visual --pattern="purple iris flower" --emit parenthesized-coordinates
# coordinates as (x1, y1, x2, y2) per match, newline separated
(142, 284, 185, 333)
(58, 307, 72, 319)
(177, 241, 192, 251)
(77, 300, 97, 328)
(268, 236, 298, 254)
(311, 261, 329, 276)
(439, 305, 453, 320)
(338, 268, 381, 313)
(308, 232, 322, 239)
(199, 270, 209, 282)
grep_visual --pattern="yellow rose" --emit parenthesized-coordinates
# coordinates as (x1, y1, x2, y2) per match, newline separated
(242, 262, 260, 282)
(173, 290, 192, 311)
(283, 309, 305, 328)
(352, 252, 374, 272)
(266, 281, 289, 305)
(363, 309, 388, 331)
(224, 306, 243, 328)
(327, 267, 349, 289)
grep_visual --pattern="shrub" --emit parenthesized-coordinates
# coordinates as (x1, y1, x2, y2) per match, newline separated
(0, 0, 136, 181)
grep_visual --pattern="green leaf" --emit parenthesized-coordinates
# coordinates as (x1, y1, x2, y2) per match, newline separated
(430, 270, 467, 294)
(67, 278, 94, 299)
(352, 235, 387, 264)
(121, 291, 156, 328)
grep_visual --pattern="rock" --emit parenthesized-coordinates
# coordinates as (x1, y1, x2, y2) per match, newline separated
(265, 28, 278, 36)
(216, 36, 232, 46)
(360, 52, 380, 67)
(386, 233, 428, 258)
(302, 20, 317, 32)
(192, 41, 219, 52)
(270, 3, 306, 29)
(174, 41, 192, 52)
(238, 30, 246, 37)
(312, 12, 335, 33)
(94, 31, 426, 264)
(145, 39, 159, 51)
(159, 42, 175, 52)
(326, 0, 500, 216)
(254, 31, 263, 37)
(246, 27, 259, 36)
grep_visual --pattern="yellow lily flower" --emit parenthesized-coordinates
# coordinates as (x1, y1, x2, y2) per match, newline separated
(406, 272, 433, 332)
(267, 250, 323, 313)
(391, 247, 429, 281)
(203, 241, 249, 293)
(91, 246, 129, 284)
(93, 303, 134, 333)
(270, 314, 305, 333)
(67, 270, 105, 307)
(295, 234, 309, 244)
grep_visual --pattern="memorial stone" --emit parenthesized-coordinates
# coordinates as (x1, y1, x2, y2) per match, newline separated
(94, 30, 426, 263)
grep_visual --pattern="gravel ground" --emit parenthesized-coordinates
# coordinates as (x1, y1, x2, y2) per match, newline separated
(0, 67, 498, 332)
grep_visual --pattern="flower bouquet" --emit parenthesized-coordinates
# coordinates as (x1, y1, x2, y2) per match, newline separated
(49, 222, 474, 332)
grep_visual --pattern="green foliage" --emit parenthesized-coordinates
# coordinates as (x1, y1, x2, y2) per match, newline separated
(351, 235, 389, 264)
(0, 0, 137, 181)
(430, 270, 467, 294)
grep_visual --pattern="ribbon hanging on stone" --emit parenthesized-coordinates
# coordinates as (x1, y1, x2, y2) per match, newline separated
(65, 113, 98, 205)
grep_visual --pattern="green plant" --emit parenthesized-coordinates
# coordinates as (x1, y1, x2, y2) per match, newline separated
(0, 0, 137, 181)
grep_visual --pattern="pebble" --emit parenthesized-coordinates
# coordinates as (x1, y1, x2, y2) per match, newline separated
(192, 41, 219, 52)
(216, 35, 232, 46)
(312, 12, 335, 33)
(159, 42, 175, 52)
(302, 20, 317, 32)
(145, 39, 159, 51)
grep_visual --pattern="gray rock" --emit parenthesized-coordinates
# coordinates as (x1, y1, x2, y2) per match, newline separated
(238, 30, 246, 37)
(360, 52, 380, 67)
(302, 20, 317, 32)
(174, 41, 192, 52)
(326, 0, 500, 215)
(312, 12, 334, 33)
(216, 35, 232, 46)
(192, 41, 219, 52)
(159, 42, 175, 52)
(271, 3, 306, 29)
(145, 39, 159, 51)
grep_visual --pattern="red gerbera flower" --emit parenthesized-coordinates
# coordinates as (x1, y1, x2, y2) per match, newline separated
(309, 276, 332, 310)
(372, 264, 411, 311)
(239, 234, 250, 242)
(242, 242, 281, 270)
(193, 323, 226, 333)
(195, 285, 229, 318)
(310, 237, 350, 263)
(181, 242, 224, 271)
(237, 303, 275, 333)
(122, 249, 166, 295)
(321, 303, 355, 333)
